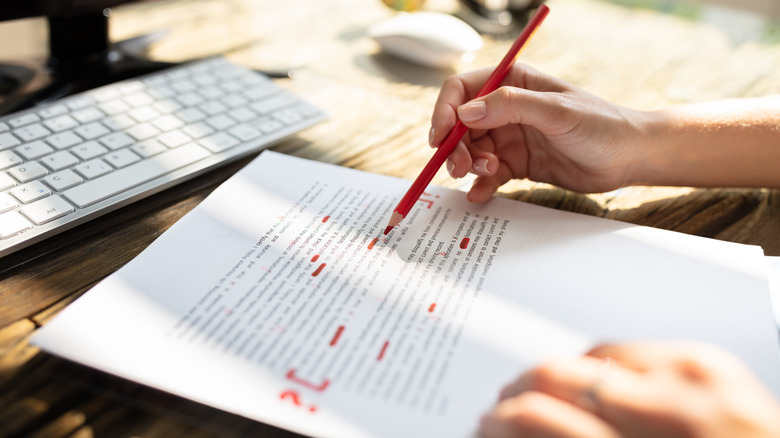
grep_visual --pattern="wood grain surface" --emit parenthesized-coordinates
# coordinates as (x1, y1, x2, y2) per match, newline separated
(1, 0, 779, 436)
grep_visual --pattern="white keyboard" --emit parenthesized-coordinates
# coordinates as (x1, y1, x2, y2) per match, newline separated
(0, 57, 326, 258)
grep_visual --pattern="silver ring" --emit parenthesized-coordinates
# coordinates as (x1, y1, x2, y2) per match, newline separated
(577, 357, 616, 415)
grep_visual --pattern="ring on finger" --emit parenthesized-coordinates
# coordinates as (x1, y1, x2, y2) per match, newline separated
(576, 357, 616, 415)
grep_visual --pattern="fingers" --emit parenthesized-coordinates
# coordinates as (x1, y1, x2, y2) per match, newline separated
(467, 162, 514, 203)
(499, 356, 624, 404)
(458, 86, 578, 136)
(587, 341, 766, 389)
(480, 391, 622, 438)
(430, 64, 572, 149)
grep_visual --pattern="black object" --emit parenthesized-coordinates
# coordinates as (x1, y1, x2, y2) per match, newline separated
(0, 8, 175, 116)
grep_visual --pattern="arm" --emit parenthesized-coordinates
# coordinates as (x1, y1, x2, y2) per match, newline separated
(635, 97, 780, 188)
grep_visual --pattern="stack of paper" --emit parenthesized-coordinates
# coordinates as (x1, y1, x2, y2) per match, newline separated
(32, 151, 780, 438)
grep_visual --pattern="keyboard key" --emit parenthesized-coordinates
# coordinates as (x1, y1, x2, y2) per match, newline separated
(99, 132, 134, 150)
(199, 101, 228, 116)
(228, 107, 257, 122)
(11, 180, 51, 203)
(21, 195, 75, 225)
(0, 122, 9, 132)
(72, 107, 105, 123)
(177, 107, 207, 123)
(245, 84, 279, 100)
(157, 130, 191, 148)
(99, 99, 132, 115)
(118, 81, 145, 95)
(128, 106, 161, 123)
(9, 113, 40, 128)
(91, 87, 121, 102)
(258, 119, 284, 134)
(123, 91, 155, 107)
(228, 124, 261, 142)
(0, 211, 32, 238)
(64, 143, 210, 207)
(46, 131, 83, 150)
(40, 150, 80, 171)
(75, 121, 111, 140)
(172, 80, 197, 93)
(43, 114, 79, 132)
(104, 149, 141, 168)
(152, 100, 182, 114)
(131, 139, 167, 158)
(199, 86, 223, 99)
(101, 114, 136, 131)
(15, 141, 54, 160)
(250, 94, 298, 115)
(205, 115, 236, 131)
(13, 123, 51, 142)
(66, 96, 94, 110)
(38, 104, 68, 119)
(181, 123, 214, 139)
(0, 192, 18, 213)
(71, 141, 109, 160)
(177, 92, 203, 107)
(151, 114, 184, 132)
(0, 150, 23, 170)
(0, 172, 15, 190)
(221, 94, 247, 107)
(273, 108, 304, 125)
(126, 123, 161, 141)
(74, 159, 113, 180)
(44, 169, 83, 191)
(198, 132, 239, 153)
(0, 133, 21, 150)
(8, 161, 48, 182)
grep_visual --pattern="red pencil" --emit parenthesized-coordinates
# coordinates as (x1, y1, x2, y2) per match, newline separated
(383, 4, 550, 235)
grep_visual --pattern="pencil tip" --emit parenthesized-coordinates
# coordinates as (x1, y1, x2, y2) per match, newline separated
(383, 211, 404, 235)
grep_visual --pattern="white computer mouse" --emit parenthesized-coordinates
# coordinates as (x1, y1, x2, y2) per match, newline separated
(368, 11, 483, 68)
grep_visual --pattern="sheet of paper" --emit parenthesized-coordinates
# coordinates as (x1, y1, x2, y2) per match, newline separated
(767, 256, 780, 329)
(32, 151, 780, 438)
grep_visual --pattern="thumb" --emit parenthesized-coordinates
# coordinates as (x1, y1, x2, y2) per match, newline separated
(457, 87, 567, 133)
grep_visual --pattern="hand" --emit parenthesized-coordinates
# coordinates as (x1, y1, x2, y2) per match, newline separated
(479, 341, 780, 438)
(429, 64, 650, 201)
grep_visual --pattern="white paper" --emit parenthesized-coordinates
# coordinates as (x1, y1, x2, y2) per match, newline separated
(767, 256, 780, 329)
(32, 151, 780, 438)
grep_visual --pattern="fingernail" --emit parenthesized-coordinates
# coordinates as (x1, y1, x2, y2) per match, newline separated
(428, 126, 435, 147)
(473, 158, 489, 174)
(446, 160, 456, 178)
(458, 101, 487, 122)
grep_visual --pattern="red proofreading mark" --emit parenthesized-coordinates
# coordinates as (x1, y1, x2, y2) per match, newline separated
(416, 199, 434, 209)
(428, 303, 436, 313)
(311, 254, 320, 262)
(329, 325, 345, 346)
(312, 263, 326, 277)
(460, 237, 470, 249)
(377, 341, 389, 361)
(322, 216, 330, 223)
(280, 390, 317, 413)
(368, 237, 379, 250)
(286, 369, 330, 392)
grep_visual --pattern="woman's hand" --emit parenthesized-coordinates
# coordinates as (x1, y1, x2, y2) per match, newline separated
(429, 63, 651, 202)
(479, 341, 780, 438)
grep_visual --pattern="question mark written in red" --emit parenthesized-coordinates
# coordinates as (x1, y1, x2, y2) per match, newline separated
(280, 389, 317, 413)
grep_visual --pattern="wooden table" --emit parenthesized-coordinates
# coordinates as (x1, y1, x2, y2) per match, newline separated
(2, 0, 779, 436)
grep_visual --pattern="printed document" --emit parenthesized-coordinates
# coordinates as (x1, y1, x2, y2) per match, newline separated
(32, 151, 780, 438)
